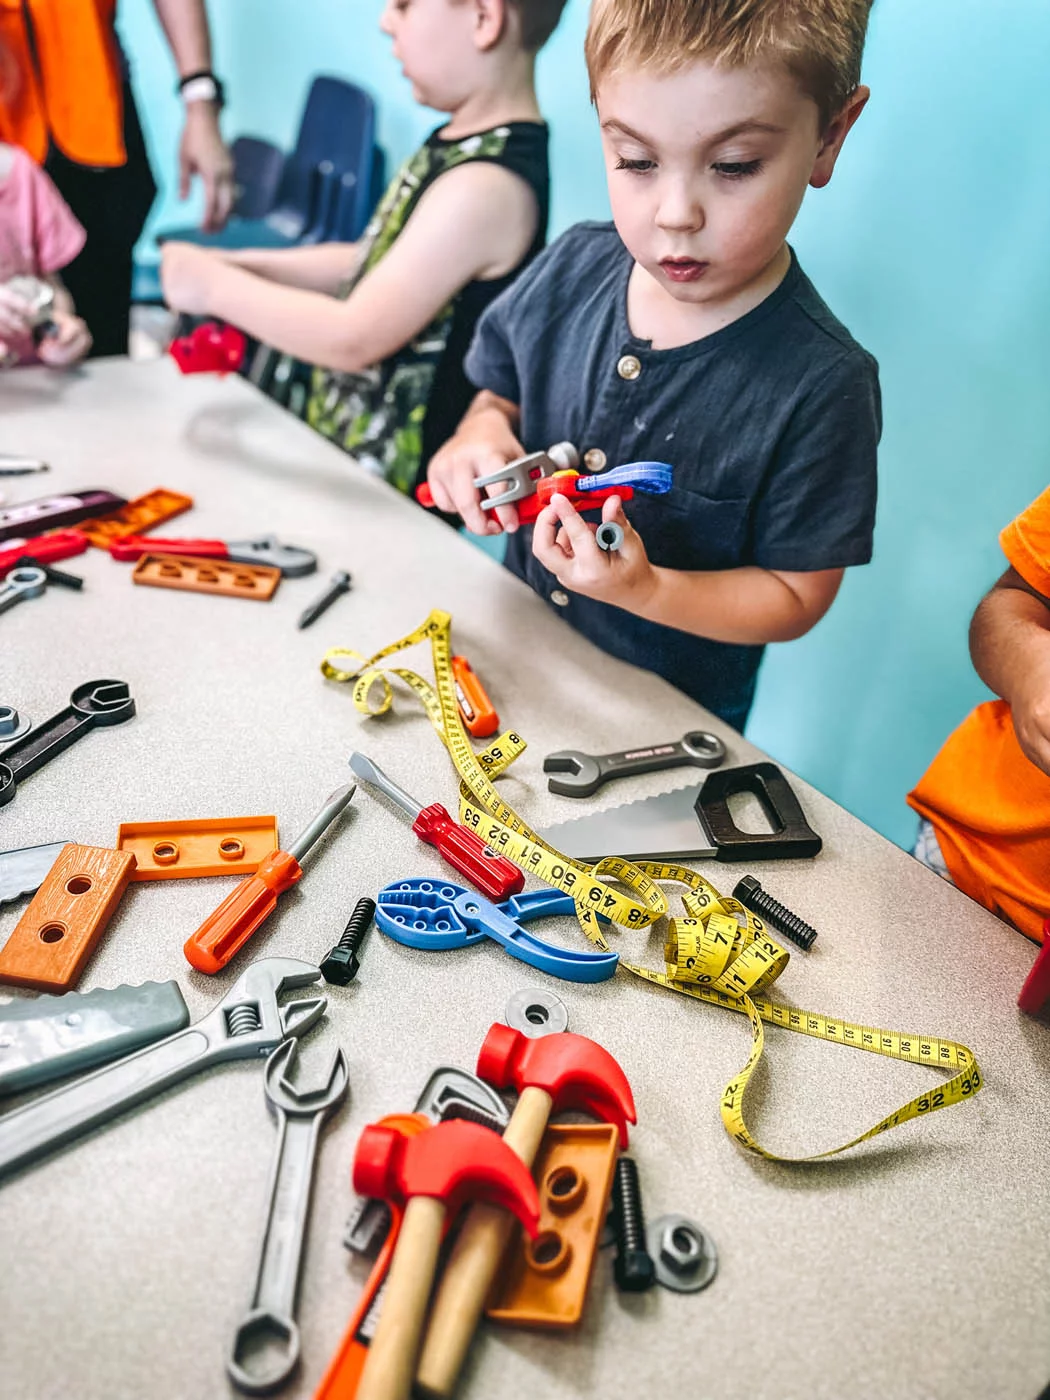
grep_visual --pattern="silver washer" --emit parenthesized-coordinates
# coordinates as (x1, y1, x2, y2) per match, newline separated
(504, 987, 568, 1038)
(647, 1213, 718, 1293)
(0, 706, 30, 747)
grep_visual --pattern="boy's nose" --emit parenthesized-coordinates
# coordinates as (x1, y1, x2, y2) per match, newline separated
(378, 1, 396, 35)
(655, 181, 705, 234)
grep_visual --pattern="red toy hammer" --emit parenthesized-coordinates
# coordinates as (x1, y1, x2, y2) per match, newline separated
(352, 1118, 540, 1400)
(416, 1024, 636, 1397)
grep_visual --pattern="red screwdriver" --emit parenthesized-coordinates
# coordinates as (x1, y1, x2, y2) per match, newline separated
(348, 751, 524, 900)
(184, 782, 356, 974)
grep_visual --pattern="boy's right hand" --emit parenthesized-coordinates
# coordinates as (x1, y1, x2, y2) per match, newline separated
(426, 411, 526, 536)
(0, 284, 32, 362)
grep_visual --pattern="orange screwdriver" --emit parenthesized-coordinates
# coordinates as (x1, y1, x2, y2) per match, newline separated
(183, 782, 355, 974)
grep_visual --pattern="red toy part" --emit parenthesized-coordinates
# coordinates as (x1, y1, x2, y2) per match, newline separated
(0, 529, 88, 578)
(169, 321, 247, 375)
(1017, 919, 1050, 1015)
(517, 476, 635, 525)
(109, 535, 229, 563)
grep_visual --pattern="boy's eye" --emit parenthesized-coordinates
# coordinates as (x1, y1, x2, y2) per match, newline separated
(712, 159, 764, 180)
(614, 157, 656, 174)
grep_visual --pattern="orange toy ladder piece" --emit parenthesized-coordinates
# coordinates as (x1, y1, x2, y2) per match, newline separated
(0, 844, 136, 991)
(131, 553, 281, 601)
(486, 1122, 619, 1329)
(116, 816, 279, 881)
(76, 488, 193, 548)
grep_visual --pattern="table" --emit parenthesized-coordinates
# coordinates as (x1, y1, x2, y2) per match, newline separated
(0, 360, 1047, 1400)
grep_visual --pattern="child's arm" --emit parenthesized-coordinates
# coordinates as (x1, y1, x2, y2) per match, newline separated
(534, 493, 843, 643)
(216, 242, 365, 295)
(160, 161, 538, 374)
(970, 568, 1050, 775)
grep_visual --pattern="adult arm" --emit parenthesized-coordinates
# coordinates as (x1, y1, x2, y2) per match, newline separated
(151, 0, 234, 230)
(970, 567, 1050, 775)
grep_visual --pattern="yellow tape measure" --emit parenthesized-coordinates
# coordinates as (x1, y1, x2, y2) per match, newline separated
(322, 611, 983, 1162)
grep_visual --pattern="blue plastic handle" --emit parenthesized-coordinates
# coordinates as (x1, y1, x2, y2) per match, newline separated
(576, 460, 673, 495)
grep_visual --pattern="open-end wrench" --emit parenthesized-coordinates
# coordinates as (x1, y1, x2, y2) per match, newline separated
(0, 679, 136, 808)
(344, 1066, 510, 1256)
(544, 728, 728, 799)
(228, 1038, 349, 1395)
(0, 564, 46, 615)
(0, 958, 326, 1180)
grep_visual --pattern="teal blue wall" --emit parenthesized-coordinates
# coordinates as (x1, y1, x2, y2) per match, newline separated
(121, 0, 1050, 848)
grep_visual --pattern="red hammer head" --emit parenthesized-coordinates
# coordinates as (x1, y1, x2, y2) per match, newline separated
(476, 1024, 636, 1149)
(353, 1119, 540, 1236)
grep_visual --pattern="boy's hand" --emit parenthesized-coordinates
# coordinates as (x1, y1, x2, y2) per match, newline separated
(161, 241, 220, 315)
(1008, 649, 1050, 777)
(532, 494, 657, 610)
(36, 311, 92, 367)
(0, 284, 32, 359)
(426, 413, 526, 536)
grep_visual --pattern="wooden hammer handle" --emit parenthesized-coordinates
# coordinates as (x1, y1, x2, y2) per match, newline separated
(415, 1086, 552, 1398)
(356, 1194, 446, 1400)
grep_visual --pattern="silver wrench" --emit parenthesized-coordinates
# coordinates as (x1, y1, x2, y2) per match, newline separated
(476, 441, 578, 511)
(0, 957, 326, 1180)
(228, 1038, 349, 1395)
(544, 728, 728, 798)
(0, 564, 46, 616)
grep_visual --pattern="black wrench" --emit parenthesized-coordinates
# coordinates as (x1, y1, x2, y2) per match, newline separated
(544, 729, 727, 798)
(0, 679, 135, 807)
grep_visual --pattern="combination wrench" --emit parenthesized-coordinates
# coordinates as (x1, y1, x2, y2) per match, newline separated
(543, 728, 728, 798)
(0, 564, 46, 616)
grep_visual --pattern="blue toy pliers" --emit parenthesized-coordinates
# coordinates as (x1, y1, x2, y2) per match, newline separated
(375, 879, 619, 983)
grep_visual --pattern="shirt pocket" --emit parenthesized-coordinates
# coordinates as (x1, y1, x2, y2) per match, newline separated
(626, 487, 751, 571)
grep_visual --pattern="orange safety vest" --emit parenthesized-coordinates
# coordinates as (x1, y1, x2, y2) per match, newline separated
(0, 0, 125, 166)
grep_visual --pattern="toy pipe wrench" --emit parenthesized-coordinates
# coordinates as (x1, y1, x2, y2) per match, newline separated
(109, 533, 318, 577)
(514, 459, 673, 526)
(0, 531, 88, 579)
(414, 441, 579, 510)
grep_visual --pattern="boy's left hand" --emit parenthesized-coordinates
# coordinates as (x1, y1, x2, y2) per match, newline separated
(36, 311, 92, 368)
(161, 242, 219, 315)
(532, 493, 657, 610)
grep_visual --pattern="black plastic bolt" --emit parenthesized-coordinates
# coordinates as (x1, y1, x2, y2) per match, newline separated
(611, 1156, 655, 1292)
(297, 570, 352, 630)
(733, 875, 818, 951)
(13, 555, 84, 590)
(320, 896, 376, 985)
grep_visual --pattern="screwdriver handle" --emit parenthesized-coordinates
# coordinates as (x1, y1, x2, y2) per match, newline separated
(183, 849, 303, 974)
(412, 805, 524, 901)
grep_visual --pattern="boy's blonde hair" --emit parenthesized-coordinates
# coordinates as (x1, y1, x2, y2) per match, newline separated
(585, 0, 875, 128)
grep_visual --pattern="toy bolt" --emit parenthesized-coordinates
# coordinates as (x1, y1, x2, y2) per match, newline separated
(297, 569, 352, 630)
(733, 875, 818, 951)
(320, 896, 376, 985)
(611, 1155, 656, 1292)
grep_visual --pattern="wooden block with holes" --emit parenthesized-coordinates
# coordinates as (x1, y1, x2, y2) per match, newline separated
(0, 844, 136, 991)
(131, 552, 281, 600)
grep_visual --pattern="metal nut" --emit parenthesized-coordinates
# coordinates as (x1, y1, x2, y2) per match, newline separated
(647, 1213, 718, 1293)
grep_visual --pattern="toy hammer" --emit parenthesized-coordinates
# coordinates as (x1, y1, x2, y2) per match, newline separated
(415, 1024, 636, 1397)
(352, 1117, 540, 1400)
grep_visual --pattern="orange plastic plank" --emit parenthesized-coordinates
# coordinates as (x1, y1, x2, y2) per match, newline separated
(487, 1122, 619, 1329)
(131, 552, 281, 600)
(116, 816, 279, 881)
(0, 844, 136, 991)
(77, 488, 193, 548)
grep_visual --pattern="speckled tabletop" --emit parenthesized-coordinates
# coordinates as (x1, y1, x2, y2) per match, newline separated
(0, 360, 1047, 1400)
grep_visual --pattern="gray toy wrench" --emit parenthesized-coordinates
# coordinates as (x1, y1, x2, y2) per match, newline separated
(544, 729, 728, 798)
(0, 957, 326, 1180)
(228, 1038, 349, 1395)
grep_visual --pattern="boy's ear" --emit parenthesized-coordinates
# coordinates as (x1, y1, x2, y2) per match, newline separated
(809, 85, 869, 189)
(473, 0, 509, 52)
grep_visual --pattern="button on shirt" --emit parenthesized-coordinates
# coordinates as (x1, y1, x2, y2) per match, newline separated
(464, 222, 881, 731)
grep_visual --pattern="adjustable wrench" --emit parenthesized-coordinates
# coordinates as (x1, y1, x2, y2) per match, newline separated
(544, 728, 728, 798)
(0, 564, 46, 616)
(415, 442, 578, 511)
(0, 958, 326, 1180)
(228, 1038, 349, 1395)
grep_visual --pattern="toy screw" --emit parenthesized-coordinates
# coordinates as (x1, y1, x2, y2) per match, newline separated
(297, 569, 352, 630)
(320, 896, 376, 985)
(733, 875, 818, 951)
(611, 1155, 656, 1292)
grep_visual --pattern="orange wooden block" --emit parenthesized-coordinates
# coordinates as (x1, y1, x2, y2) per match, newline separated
(117, 815, 279, 880)
(131, 552, 281, 600)
(76, 487, 193, 548)
(487, 1123, 619, 1329)
(0, 844, 136, 991)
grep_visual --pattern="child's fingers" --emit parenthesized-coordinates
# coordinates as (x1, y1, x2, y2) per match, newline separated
(601, 494, 628, 528)
(490, 501, 520, 534)
(546, 492, 598, 554)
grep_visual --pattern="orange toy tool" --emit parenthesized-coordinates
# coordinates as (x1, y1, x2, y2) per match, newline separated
(451, 655, 499, 739)
(183, 784, 355, 974)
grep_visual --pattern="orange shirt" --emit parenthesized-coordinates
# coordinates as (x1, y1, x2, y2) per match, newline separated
(908, 486, 1050, 943)
(0, 0, 125, 167)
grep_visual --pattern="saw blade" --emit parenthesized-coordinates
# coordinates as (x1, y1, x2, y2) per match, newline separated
(539, 784, 716, 863)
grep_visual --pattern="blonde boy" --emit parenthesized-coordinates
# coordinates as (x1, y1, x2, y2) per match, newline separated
(428, 0, 881, 730)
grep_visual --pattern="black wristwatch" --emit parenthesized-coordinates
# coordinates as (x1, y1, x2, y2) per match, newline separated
(177, 70, 226, 109)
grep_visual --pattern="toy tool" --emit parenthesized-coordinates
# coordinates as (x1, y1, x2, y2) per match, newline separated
(131, 552, 282, 600)
(349, 752, 524, 901)
(540, 761, 823, 863)
(11, 555, 83, 589)
(544, 728, 727, 798)
(169, 320, 247, 374)
(352, 1119, 540, 1400)
(0, 841, 70, 905)
(0, 490, 125, 543)
(183, 783, 356, 974)
(451, 654, 498, 738)
(0, 453, 48, 476)
(0, 530, 87, 578)
(111, 533, 317, 578)
(298, 569, 351, 628)
(0, 844, 137, 992)
(0, 679, 136, 808)
(376, 880, 619, 982)
(415, 440, 578, 511)
(76, 488, 194, 548)
(116, 815, 279, 881)
(1018, 922, 1050, 1016)
(0, 958, 325, 1180)
(0, 564, 46, 615)
(513, 458, 673, 526)
(416, 1023, 635, 1397)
